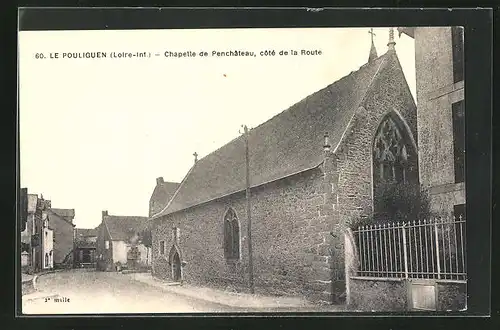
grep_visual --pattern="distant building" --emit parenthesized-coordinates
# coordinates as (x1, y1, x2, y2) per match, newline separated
(41, 211, 54, 269)
(149, 177, 180, 217)
(47, 208, 76, 268)
(20, 192, 37, 270)
(74, 228, 98, 268)
(96, 211, 150, 271)
(398, 27, 465, 219)
(20, 194, 53, 272)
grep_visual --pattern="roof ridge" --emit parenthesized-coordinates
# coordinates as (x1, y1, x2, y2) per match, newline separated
(331, 52, 393, 155)
(153, 53, 393, 219)
(106, 215, 148, 217)
(47, 208, 75, 227)
(247, 53, 390, 134)
(191, 53, 389, 166)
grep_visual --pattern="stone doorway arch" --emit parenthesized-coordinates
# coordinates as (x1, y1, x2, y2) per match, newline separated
(168, 245, 183, 282)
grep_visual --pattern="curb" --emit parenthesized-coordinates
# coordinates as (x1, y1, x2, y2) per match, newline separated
(130, 274, 333, 310)
(21, 276, 35, 296)
(32, 269, 66, 292)
(23, 293, 60, 303)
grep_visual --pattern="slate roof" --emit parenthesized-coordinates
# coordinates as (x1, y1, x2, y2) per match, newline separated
(103, 215, 148, 241)
(51, 208, 75, 220)
(152, 51, 393, 219)
(75, 228, 97, 238)
(47, 209, 76, 227)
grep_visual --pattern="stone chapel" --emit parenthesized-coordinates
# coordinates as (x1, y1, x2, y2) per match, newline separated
(149, 28, 419, 304)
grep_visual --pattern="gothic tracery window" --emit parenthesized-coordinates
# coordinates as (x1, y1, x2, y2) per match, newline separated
(372, 113, 419, 217)
(373, 115, 412, 184)
(224, 208, 240, 260)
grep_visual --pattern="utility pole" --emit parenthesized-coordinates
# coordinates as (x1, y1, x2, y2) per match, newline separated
(242, 125, 254, 294)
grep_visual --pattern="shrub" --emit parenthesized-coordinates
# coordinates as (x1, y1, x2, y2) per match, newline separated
(349, 183, 435, 230)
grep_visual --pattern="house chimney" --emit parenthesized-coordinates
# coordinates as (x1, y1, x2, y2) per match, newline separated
(156, 177, 164, 185)
(102, 210, 108, 219)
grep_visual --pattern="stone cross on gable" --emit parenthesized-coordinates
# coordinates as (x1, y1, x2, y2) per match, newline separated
(193, 152, 198, 163)
(368, 28, 376, 41)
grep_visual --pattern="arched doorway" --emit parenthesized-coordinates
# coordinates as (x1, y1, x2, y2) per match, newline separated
(169, 245, 182, 282)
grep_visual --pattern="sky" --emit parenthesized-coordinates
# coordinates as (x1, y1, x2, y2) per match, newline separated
(19, 27, 416, 229)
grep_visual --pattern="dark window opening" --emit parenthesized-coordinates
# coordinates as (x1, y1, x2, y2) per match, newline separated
(224, 208, 240, 260)
(452, 27, 464, 83)
(159, 241, 165, 255)
(454, 204, 466, 221)
(452, 100, 465, 183)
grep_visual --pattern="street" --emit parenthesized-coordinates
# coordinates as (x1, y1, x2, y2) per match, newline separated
(22, 269, 243, 314)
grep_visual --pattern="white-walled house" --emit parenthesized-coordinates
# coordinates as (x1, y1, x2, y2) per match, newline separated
(95, 211, 151, 271)
(41, 212, 54, 269)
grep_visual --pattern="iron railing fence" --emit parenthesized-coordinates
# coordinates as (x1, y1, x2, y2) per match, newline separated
(353, 216, 466, 280)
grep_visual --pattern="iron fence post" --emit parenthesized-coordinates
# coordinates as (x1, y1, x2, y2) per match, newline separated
(434, 220, 441, 280)
(401, 224, 409, 279)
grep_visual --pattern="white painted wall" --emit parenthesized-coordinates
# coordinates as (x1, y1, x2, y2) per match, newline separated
(43, 228, 53, 269)
(136, 244, 151, 266)
(21, 251, 30, 267)
(112, 240, 128, 264)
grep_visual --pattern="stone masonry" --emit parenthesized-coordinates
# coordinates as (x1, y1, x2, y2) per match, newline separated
(152, 48, 418, 304)
(152, 165, 341, 303)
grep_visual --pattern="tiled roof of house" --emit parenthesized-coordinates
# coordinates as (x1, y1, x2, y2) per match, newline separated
(103, 215, 148, 241)
(152, 51, 393, 219)
(47, 209, 76, 227)
(75, 228, 97, 238)
(51, 208, 75, 220)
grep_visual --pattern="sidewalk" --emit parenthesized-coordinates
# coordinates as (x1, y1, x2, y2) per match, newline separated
(21, 273, 35, 295)
(21, 273, 34, 283)
(125, 272, 345, 311)
(22, 269, 66, 298)
(22, 290, 60, 303)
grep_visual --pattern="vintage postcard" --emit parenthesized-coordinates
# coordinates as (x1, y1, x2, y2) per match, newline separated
(18, 13, 467, 314)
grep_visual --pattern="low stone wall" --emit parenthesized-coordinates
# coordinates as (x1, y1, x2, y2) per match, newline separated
(21, 276, 35, 295)
(344, 228, 467, 312)
(348, 277, 408, 311)
(436, 281, 467, 311)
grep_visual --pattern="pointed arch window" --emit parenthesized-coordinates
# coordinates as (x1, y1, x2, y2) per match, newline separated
(373, 115, 414, 184)
(224, 208, 240, 260)
(372, 113, 419, 217)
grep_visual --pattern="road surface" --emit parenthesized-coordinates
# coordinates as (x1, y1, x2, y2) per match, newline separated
(22, 269, 243, 314)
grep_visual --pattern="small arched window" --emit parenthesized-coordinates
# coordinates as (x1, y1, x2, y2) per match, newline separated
(223, 208, 240, 260)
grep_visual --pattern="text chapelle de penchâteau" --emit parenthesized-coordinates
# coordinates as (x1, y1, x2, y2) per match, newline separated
(45, 48, 322, 59)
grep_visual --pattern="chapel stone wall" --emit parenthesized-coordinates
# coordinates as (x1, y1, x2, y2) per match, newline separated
(152, 167, 340, 303)
(330, 51, 419, 293)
